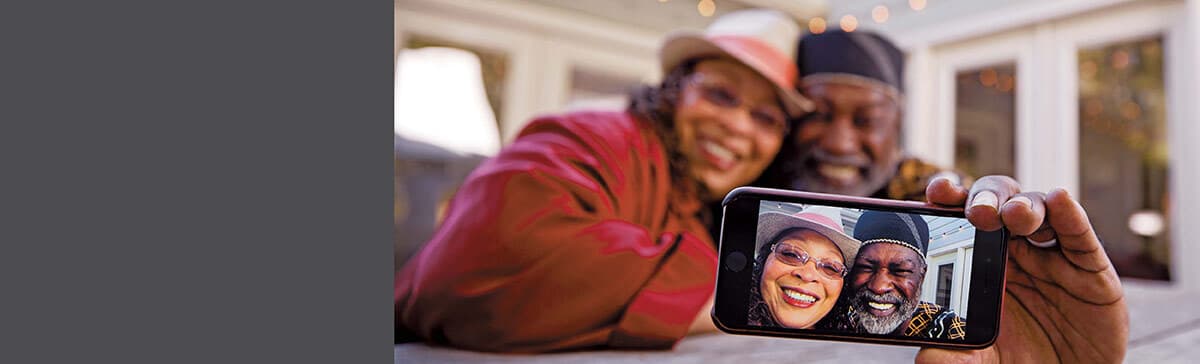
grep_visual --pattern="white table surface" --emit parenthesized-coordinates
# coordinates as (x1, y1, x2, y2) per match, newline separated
(395, 280, 1200, 363)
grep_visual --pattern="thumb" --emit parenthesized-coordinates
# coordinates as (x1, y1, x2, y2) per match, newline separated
(915, 347, 991, 364)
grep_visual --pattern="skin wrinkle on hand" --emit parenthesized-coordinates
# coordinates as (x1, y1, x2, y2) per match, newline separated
(1011, 252, 1119, 309)
(1044, 190, 1111, 273)
(1011, 282, 1075, 362)
(1008, 235, 1123, 306)
(1012, 229, 1123, 303)
(919, 175, 1127, 363)
(1027, 270, 1111, 363)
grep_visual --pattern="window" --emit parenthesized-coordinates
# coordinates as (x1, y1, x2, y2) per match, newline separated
(1078, 36, 1170, 281)
(955, 63, 1017, 178)
(564, 68, 639, 112)
(935, 263, 954, 308)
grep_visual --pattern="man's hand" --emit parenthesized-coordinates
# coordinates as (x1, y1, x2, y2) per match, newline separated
(916, 176, 1128, 363)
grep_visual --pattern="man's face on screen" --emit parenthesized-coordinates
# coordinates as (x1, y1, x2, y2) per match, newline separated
(846, 243, 926, 334)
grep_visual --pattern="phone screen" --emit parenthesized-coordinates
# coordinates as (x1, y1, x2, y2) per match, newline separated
(750, 199, 972, 337)
(714, 188, 1005, 349)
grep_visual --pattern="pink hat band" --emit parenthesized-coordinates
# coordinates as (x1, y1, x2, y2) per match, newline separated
(708, 35, 797, 91)
(792, 212, 842, 232)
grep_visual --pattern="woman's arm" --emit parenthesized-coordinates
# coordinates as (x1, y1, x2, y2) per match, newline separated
(396, 113, 717, 352)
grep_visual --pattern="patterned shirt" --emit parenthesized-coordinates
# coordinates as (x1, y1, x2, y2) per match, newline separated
(817, 301, 967, 340)
(902, 302, 967, 340)
(870, 157, 972, 201)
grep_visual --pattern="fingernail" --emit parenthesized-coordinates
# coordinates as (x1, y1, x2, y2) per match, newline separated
(1027, 237, 1058, 248)
(1005, 196, 1032, 210)
(932, 173, 961, 187)
(971, 191, 999, 210)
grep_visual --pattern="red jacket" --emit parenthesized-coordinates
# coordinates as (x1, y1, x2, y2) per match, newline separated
(395, 110, 718, 352)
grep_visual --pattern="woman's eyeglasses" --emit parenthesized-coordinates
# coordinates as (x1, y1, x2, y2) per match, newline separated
(771, 243, 847, 279)
(685, 74, 789, 136)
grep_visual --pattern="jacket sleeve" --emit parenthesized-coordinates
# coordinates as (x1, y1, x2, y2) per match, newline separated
(395, 114, 717, 352)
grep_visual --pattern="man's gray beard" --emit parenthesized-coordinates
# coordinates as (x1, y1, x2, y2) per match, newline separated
(848, 288, 920, 335)
(788, 148, 899, 197)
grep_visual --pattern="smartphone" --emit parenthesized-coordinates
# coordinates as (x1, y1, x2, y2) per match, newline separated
(712, 187, 1007, 349)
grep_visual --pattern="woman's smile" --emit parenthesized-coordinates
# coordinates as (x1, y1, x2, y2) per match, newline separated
(697, 136, 741, 171)
(779, 286, 820, 308)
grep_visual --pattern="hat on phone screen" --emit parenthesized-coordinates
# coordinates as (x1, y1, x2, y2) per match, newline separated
(659, 9, 814, 117)
(755, 205, 860, 265)
(853, 210, 930, 261)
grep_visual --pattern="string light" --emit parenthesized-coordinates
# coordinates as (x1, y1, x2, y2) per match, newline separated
(697, 0, 715, 17)
(1111, 49, 1131, 69)
(997, 74, 1015, 92)
(1080, 60, 1098, 79)
(1120, 101, 1142, 120)
(909, 0, 927, 11)
(872, 5, 889, 23)
(809, 17, 827, 34)
(1084, 99, 1104, 117)
(978, 69, 997, 87)
(840, 14, 858, 32)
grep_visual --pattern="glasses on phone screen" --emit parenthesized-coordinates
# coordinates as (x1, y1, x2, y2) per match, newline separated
(771, 243, 847, 279)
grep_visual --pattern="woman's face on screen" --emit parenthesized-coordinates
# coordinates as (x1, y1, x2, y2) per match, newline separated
(759, 229, 845, 329)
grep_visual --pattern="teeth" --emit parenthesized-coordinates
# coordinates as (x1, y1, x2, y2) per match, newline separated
(818, 164, 858, 180)
(702, 141, 735, 162)
(784, 289, 817, 303)
(867, 301, 895, 310)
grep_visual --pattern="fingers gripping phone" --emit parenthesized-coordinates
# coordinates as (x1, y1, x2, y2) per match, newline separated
(713, 187, 1007, 349)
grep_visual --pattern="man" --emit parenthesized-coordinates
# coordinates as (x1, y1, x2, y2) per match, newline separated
(821, 210, 965, 339)
(752, 30, 964, 202)
(755, 30, 1128, 362)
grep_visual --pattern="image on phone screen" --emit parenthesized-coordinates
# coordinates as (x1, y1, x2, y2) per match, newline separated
(748, 200, 972, 340)
(713, 188, 1005, 348)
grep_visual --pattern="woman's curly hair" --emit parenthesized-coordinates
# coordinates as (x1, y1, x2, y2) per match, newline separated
(747, 235, 780, 327)
(627, 58, 706, 200)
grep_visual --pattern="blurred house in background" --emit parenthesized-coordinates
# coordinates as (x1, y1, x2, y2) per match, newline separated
(394, 0, 1200, 290)
(839, 0, 1198, 287)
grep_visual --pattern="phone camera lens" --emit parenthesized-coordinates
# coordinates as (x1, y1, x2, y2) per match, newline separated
(725, 252, 747, 272)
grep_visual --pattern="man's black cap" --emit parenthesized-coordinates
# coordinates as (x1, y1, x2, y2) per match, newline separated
(797, 30, 905, 93)
(853, 210, 930, 258)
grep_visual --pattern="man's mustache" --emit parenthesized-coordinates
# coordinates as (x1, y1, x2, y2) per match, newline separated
(855, 289, 905, 306)
(802, 148, 871, 168)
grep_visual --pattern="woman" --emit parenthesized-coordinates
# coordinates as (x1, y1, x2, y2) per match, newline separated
(749, 206, 860, 329)
(394, 9, 813, 352)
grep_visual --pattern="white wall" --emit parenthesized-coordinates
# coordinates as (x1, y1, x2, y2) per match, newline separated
(395, 0, 661, 143)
